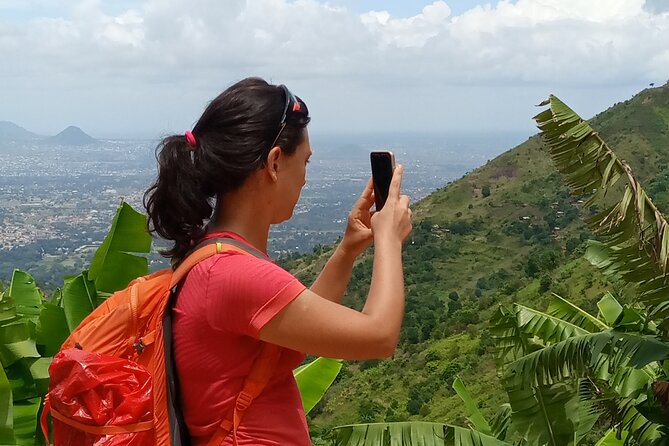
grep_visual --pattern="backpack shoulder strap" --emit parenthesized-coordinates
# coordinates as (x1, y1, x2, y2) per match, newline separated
(206, 343, 282, 446)
(165, 236, 282, 446)
(170, 237, 266, 288)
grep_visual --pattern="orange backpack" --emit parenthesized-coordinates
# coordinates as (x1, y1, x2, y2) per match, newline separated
(40, 238, 281, 446)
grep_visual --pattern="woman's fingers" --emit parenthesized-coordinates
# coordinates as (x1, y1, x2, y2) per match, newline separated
(387, 165, 403, 201)
(353, 178, 375, 211)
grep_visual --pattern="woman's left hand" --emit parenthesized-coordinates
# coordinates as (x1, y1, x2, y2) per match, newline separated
(340, 178, 375, 259)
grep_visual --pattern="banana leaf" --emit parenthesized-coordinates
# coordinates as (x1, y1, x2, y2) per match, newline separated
(595, 429, 628, 446)
(515, 304, 591, 344)
(332, 421, 513, 446)
(506, 382, 579, 446)
(12, 399, 40, 445)
(547, 294, 608, 333)
(0, 322, 39, 367)
(507, 331, 669, 389)
(452, 376, 492, 435)
(35, 303, 68, 357)
(294, 357, 342, 415)
(597, 293, 624, 326)
(61, 272, 96, 332)
(0, 366, 14, 445)
(488, 404, 512, 441)
(88, 201, 151, 294)
(6, 271, 41, 325)
(534, 96, 669, 332)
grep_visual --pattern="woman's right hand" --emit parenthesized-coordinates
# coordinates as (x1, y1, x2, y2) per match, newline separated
(260, 164, 412, 360)
(371, 164, 412, 244)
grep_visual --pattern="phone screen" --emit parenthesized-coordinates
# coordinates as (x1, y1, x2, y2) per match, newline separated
(370, 151, 395, 210)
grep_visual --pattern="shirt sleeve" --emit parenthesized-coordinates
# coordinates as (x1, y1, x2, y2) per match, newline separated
(204, 251, 306, 338)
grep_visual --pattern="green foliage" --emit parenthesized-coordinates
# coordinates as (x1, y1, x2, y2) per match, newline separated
(452, 376, 492, 435)
(0, 201, 342, 445)
(332, 422, 513, 446)
(0, 201, 152, 445)
(88, 202, 151, 295)
(294, 358, 343, 415)
(535, 95, 669, 334)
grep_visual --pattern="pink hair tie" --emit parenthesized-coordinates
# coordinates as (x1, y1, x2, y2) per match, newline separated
(184, 130, 197, 149)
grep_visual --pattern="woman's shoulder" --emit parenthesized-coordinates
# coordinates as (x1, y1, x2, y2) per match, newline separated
(192, 249, 297, 289)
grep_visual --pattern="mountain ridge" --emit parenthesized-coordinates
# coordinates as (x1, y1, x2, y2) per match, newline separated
(0, 121, 96, 145)
(0, 121, 42, 141)
(293, 82, 669, 438)
(45, 125, 96, 145)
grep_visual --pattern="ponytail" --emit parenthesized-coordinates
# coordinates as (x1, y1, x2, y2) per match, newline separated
(144, 77, 311, 262)
(144, 135, 212, 261)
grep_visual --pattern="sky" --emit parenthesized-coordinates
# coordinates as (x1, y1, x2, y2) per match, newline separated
(0, 0, 668, 139)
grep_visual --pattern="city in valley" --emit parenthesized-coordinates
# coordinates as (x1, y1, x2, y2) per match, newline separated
(0, 132, 520, 288)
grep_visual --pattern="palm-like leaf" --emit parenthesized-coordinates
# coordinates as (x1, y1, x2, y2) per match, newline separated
(0, 271, 52, 446)
(547, 294, 609, 333)
(332, 422, 513, 446)
(488, 404, 512, 442)
(515, 304, 591, 344)
(34, 303, 68, 357)
(60, 272, 96, 332)
(293, 357, 342, 415)
(0, 365, 14, 444)
(595, 429, 628, 446)
(7, 271, 42, 326)
(573, 380, 602, 446)
(492, 303, 604, 445)
(12, 399, 41, 445)
(507, 331, 669, 388)
(490, 306, 538, 367)
(534, 96, 669, 331)
(506, 382, 579, 446)
(88, 201, 151, 295)
(490, 302, 593, 368)
(506, 329, 663, 443)
(452, 376, 492, 435)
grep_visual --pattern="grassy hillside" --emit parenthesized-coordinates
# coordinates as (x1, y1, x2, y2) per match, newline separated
(280, 82, 669, 441)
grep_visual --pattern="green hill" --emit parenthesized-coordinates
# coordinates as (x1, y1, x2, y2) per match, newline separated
(281, 82, 669, 440)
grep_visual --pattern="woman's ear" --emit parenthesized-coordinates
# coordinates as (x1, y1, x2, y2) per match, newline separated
(266, 146, 282, 181)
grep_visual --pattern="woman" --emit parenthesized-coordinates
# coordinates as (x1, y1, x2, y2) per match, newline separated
(144, 77, 412, 445)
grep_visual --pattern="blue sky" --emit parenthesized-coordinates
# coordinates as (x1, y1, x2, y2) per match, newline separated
(0, 0, 667, 139)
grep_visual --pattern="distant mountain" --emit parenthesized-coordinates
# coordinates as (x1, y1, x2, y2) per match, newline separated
(317, 143, 368, 161)
(0, 121, 41, 141)
(46, 126, 96, 146)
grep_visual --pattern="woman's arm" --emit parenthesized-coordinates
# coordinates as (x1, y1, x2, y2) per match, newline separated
(309, 246, 356, 303)
(261, 166, 412, 360)
(310, 179, 375, 303)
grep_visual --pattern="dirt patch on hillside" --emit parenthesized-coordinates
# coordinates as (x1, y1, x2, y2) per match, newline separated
(490, 165, 517, 180)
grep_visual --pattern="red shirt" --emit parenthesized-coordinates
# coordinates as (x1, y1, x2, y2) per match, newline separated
(173, 232, 310, 445)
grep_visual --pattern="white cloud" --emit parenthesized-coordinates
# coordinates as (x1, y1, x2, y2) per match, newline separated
(0, 0, 667, 136)
(361, 2, 451, 48)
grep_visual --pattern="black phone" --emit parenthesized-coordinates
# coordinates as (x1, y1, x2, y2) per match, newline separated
(370, 151, 396, 210)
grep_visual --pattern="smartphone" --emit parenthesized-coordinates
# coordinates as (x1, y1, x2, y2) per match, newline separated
(370, 151, 396, 210)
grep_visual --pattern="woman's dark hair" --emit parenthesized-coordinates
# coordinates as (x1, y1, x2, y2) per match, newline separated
(143, 77, 311, 261)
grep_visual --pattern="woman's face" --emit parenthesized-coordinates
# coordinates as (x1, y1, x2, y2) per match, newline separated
(272, 129, 312, 223)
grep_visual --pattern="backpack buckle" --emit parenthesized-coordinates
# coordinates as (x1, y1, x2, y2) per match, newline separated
(236, 391, 253, 411)
(132, 339, 146, 355)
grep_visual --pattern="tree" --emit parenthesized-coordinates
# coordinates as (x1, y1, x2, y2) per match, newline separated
(539, 274, 552, 293)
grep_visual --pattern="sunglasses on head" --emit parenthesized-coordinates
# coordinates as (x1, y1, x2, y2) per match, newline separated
(268, 84, 306, 151)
